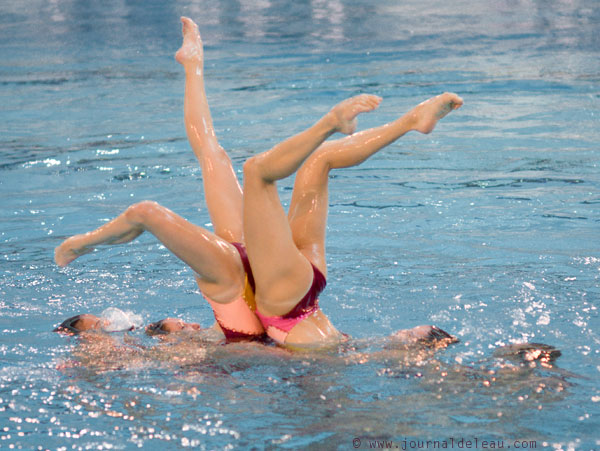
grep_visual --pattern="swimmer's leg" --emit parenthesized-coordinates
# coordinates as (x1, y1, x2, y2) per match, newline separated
(288, 93, 463, 268)
(54, 201, 245, 303)
(175, 17, 243, 242)
(242, 95, 381, 314)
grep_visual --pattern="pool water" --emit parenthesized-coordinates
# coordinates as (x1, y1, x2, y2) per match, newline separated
(1, 0, 599, 449)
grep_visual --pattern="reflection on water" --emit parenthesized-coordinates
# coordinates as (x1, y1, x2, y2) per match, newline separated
(1, 0, 599, 449)
(5, 0, 598, 46)
(4, 332, 574, 448)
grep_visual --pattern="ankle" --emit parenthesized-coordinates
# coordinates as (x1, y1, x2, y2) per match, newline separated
(184, 63, 203, 77)
(320, 110, 342, 135)
(396, 111, 417, 132)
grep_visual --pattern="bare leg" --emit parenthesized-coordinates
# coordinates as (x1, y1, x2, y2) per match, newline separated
(288, 93, 464, 270)
(247, 95, 382, 183)
(175, 17, 243, 242)
(54, 201, 245, 303)
(242, 95, 381, 317)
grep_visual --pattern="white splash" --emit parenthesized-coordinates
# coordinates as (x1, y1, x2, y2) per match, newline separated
(100, 307, 143, 332)
(537, 313, 550, 325)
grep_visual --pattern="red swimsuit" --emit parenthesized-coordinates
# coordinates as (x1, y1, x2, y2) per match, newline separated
(255, 264, 327, 344)
(204, 243, 265, 341)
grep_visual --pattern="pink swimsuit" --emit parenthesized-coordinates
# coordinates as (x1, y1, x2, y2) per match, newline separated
(204, 242, 265, 342)
(255, 264, 327, 344)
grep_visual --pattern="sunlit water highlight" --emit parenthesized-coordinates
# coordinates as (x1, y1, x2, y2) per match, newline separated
(1, 0, 599, 449)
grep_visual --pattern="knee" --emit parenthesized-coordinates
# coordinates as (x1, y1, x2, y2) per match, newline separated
(305, 151, 332, 175)
(124, 200, 163, 225)
(243, 155, 262, 179)
(295, 153, 330, 188)
(243, 155, 273, 184)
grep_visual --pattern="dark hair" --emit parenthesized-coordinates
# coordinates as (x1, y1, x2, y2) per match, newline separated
(145, 319, 169, 335)
(53, 315, 85, 334)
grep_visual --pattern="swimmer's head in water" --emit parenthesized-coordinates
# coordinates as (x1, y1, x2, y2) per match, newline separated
(53, 314, 108, 334)
(423, 326, 459, 345)
(145, 318, 201, 335)
(494, 343, 562, 366)
(389, 325, 458, 349)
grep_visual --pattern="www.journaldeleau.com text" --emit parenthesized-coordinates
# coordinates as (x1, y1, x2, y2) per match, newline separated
(354, 437, 538, 450)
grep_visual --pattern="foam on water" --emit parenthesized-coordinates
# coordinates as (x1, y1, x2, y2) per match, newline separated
(100, 307, 143, 332)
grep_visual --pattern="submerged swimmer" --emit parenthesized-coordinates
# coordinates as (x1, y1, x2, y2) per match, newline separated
(54, 312, 568, 403)
(55, 311, 456, 352)
(54, 313, 200, 336)
(54, 314, 110, 334)
(54, 313, 211, 373)
(54, 17, 462, 348)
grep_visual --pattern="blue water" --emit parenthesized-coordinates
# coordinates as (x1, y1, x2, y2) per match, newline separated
(1, 0, 599, 449)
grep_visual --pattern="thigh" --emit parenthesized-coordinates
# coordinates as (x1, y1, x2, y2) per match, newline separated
(198, 143, 244, 243)
(242, 164, 314, 314)
(287, 148, 331, 276)
(138, 202, 245, 303)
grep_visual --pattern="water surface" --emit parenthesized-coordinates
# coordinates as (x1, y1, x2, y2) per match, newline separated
(1, 0, 599, 449)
